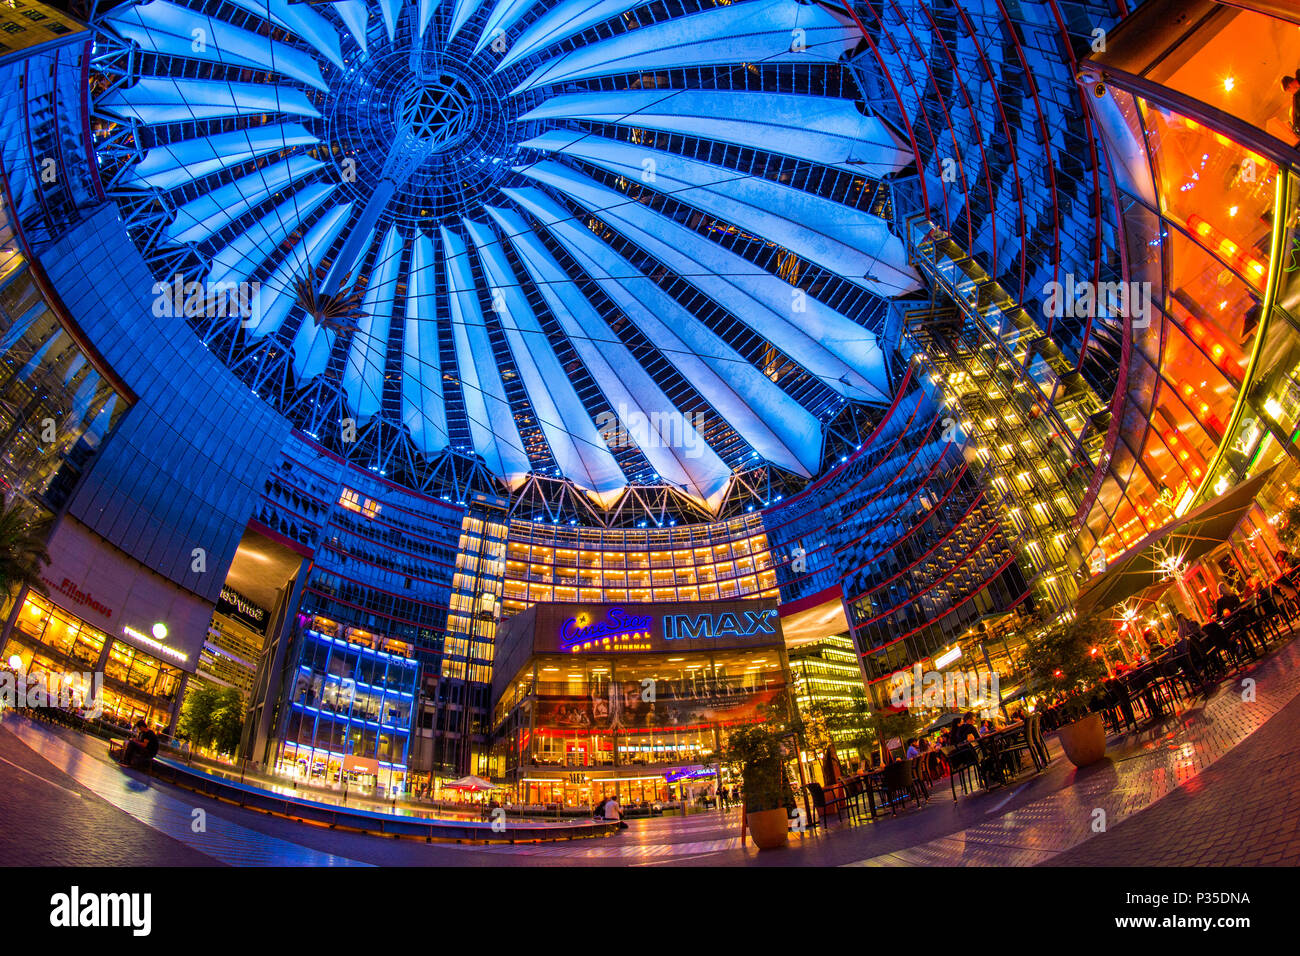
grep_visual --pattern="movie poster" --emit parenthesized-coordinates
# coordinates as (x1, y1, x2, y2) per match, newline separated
(533, 679, 782, 730)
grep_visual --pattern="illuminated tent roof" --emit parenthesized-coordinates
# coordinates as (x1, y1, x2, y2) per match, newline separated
(93, 0, 920, 515)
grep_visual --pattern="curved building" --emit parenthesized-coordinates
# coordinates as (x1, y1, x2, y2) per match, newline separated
(1, 0, 1298, 795)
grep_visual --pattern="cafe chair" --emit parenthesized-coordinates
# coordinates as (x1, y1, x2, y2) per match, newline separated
(917, 750, 946, 789)
(805, 781, 831, 829)
(973, 737, 1008, 788)
(879, 759, 925, 815)
(1256, 590, 1286, 644)
(943, 744, 980, 799)
(1027, 713, 1051, 769)
(1004, 714, 1048, 772)
(806, 780, 853, 828)
(839, 776, 866, 825)
(1275, 579, 1300, 622)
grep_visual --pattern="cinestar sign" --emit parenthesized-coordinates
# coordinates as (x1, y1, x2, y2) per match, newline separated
(662, 609, 778, 641)
(560, 607, 654, 650)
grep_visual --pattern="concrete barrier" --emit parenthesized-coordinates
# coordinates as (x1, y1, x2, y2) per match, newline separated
(149, 758, 620, 844)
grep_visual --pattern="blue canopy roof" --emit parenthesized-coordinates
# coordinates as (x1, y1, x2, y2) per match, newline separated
(94, 0, 919, 515)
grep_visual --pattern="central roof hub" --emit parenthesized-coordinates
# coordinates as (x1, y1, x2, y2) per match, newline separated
(395, 74, 476, 151)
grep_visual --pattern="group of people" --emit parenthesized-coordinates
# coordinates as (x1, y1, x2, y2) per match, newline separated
(890, 711, 1011, 762)
(595, 794, 628, 829)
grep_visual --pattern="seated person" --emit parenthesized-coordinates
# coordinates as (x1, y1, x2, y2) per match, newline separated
(1214, 583, 1241, 618)
(115, 720, 159, 768)
(1175, 612, 1201, 642)
(951, 713, 980, 746)
(905, 738, 921, 759)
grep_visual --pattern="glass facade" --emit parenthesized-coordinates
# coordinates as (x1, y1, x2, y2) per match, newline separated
(1079, 2, 1300, 565)
(0, 172, 129, 518)
(195, 605, 267, 700)
(491, 600, 790, 807)
(6, 591, 183, 730)
(501, 514, 777, 614)
(277, 615, 419, 794)
(6, 0, 1300, 830)
(764, 381, 1027, 704)
(259, 434, 488, 781)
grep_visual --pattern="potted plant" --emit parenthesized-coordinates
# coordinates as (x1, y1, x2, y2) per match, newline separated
(1023, 609, 1111, 768)
(723, 722, 794, 850)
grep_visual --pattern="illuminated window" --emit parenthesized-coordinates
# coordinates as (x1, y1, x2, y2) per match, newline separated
(339, 487, 381, 518)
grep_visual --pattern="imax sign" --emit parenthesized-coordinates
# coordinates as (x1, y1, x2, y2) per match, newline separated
(662, 609, 778, 642)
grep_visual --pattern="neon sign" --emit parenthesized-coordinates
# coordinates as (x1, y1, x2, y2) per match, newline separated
(560, 607, 655, 651)
(121, 625, 188, 664)
(665, 766, 716, 782)
(662, 609, 777, 641)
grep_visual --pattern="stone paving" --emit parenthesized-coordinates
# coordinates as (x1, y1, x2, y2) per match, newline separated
(0, 726, 216, 867)
(1048, 688, 1300, 866)
(849, 637, 1300, 866)
(2, 635, 1298, 866)
(0, 715, 368, 866)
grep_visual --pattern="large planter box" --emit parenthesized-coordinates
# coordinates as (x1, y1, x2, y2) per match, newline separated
(1057, 712, 1107, 768)
(745, 807, 789, 850)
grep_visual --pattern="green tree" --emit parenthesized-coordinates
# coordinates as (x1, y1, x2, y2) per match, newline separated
(0, 496, 51, 602)
(722, 691, 799, 812)
(803, 691, 874, 761)
(1023, 610, 1110, 697)
(209, 687, 247, 756)
(180, 684, 247, 756)
(866, 707, 922, 759)
(178, 684, 220, 749)
(1281, 498, 1300, 547)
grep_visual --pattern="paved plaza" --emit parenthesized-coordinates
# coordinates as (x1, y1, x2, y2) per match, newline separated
(4, 635, 1298, 868)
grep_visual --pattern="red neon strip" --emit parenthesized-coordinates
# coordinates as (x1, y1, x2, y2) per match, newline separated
(945, 1, 1031, 304)
(247, 518, 314, 559)
(897, 0, 998, 276)
(854, 518, 1003, 627)
(856, 550, 1019, 652)
(833, 414, 947, 541)
(842, 481, 983, 603)
(836, 1, 931, 217)
(993, 0, 1063, 310)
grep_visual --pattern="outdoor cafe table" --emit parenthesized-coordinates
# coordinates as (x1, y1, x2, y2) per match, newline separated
(832, 772, 883, 821)
(1214, 607, 1264, 660)
(971, 723, 1028, 786)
